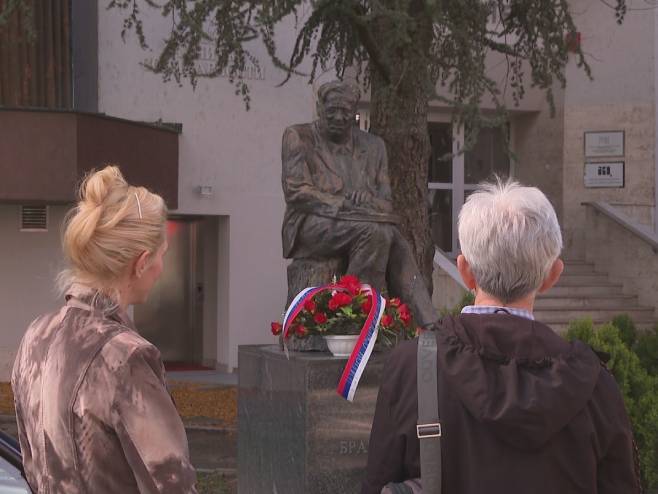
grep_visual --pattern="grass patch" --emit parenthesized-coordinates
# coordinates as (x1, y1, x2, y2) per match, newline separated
(169, 382, 237, 426)
(197, 471, 234, 494)
(0, 382, 14, 415)
(0, 381, 237, 427)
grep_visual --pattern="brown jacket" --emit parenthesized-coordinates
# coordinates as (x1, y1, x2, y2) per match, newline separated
(11, 285, 197, 493)
(281, 121, 398, 258)
(363, 314, 640, 494)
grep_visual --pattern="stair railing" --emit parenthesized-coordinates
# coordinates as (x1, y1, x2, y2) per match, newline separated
(433, 247, 468, 290)
(582, 201, 658, 253)
(582, 201, 658, 316)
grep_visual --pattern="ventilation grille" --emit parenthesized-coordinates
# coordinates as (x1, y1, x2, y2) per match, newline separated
(20, 206, 48, 232)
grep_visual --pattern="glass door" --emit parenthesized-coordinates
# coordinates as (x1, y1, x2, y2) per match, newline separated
(428, 122, 457, 254)
(428, 123, 511, 255)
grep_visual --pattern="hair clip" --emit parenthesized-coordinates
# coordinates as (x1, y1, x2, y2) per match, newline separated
(134, 193, 143, 219)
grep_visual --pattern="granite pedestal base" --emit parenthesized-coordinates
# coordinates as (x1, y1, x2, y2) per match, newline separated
(238, 345, 386, 494)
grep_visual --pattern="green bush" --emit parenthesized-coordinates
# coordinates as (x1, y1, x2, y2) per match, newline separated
(636, 326, 658, 377)
(440, 291, 475, 316)
(611, 313, 638, 348)
(565, 317, 658, 491)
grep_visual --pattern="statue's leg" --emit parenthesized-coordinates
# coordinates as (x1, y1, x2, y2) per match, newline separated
(388, 229, 440, 328)
(344, 222, 393, 293)
(293, 217, 392, 293)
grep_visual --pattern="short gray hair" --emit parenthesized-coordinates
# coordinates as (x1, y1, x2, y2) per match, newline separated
(457, 179, 562, 303)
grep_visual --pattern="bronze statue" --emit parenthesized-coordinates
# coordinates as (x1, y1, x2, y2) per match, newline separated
(281, 81, 439, 328)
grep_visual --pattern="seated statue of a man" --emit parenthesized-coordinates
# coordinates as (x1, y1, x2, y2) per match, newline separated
(281, 80, 439, 328)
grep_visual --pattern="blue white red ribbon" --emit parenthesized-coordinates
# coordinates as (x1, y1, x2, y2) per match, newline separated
(282, 283, 386, 402)
(336, 286, 385, 401)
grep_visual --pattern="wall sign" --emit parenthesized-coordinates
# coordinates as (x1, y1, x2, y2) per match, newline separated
(584, 131, 624, 158)
(584, 162, 624, 188)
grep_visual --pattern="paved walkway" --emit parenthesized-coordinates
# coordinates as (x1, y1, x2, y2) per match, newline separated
(166, 370, 238, 387)
(166, 371, 238, 493)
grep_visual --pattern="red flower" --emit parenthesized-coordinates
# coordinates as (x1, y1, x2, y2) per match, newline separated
(295, 324, 308, 337)
(381, 314, 394, 328)
(338, 274, 361, 295)
(304, 300, 316, 313)
(271, 322, 283, 336)
(314, 312, 328, 324)
(389, 298, 401, 308)
(361, 296, 373, 314)
(399, 304, 412, 326)
(328, 292, 353, 311)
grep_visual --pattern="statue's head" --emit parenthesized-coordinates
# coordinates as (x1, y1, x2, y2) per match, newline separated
(316, 81, 360, 142)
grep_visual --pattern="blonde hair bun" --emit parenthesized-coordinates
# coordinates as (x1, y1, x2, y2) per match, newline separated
(61, 165, 167, 292)
(80, 165, 128, 207)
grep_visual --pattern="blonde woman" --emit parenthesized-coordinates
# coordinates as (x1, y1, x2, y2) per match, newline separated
(11, 166, 197, 493)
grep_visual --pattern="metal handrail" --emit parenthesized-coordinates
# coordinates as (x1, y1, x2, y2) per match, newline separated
(433, 247, 468, 289)
(582, 201, 658, 253)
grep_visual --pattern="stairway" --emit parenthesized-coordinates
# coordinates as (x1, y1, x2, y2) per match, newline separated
(535, 259, 656, 333)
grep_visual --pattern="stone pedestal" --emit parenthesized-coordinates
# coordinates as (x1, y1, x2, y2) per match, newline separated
(238, 345, 385, 494)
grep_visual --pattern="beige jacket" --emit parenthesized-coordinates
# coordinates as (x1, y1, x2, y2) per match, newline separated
(11, 285, 197, 493)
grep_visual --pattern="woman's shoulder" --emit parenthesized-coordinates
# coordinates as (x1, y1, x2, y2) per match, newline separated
(96, 330, 163, 375)
(22, 307, 67, 342)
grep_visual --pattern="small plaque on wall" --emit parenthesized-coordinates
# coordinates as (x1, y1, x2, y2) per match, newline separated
(584, 162, 624, 188)
(584, 131, 624, 158)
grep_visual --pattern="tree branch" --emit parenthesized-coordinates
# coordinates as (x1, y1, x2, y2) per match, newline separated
(483, 38, 519, 58)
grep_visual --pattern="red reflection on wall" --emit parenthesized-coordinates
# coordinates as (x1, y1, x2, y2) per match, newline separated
(166, 221, 181, 239)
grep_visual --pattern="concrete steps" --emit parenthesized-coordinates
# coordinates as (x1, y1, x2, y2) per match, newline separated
(546, 284, 625, 297)
(534, 294, 638, 309)
(558, 260, 599, 274)
(555, 273, 610, 285)
(535, 308, 655, 323)
(537, 260, 656, 332)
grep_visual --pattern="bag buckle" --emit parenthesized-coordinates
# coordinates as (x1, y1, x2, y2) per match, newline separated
(416, 422, 441, 439)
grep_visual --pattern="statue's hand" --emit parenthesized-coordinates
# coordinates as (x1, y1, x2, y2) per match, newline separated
(345, 190, 373, 207)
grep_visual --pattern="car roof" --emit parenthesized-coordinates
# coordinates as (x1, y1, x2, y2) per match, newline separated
(0, 455, 31, 493)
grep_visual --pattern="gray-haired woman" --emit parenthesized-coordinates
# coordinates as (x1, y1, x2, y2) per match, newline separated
(12, 166, 197, 493)
(364, 180, 639, 494)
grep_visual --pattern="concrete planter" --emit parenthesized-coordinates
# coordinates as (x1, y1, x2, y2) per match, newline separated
(323, 334, 360, 357)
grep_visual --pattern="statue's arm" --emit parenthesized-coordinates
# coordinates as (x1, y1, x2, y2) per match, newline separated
(282, 127, 345, 215)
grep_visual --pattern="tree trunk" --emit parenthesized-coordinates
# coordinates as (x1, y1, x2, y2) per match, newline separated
(368, 11, 435, 292)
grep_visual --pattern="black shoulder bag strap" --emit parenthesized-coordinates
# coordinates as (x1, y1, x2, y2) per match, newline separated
(417, 330, 442, 494)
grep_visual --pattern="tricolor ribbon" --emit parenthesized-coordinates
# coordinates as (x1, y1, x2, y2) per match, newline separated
(282, 283, 386, 402)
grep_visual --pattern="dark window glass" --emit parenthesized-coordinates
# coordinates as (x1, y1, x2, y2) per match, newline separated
(429, 189, 452, 252)
(428, 122, 452, 183)
(464, 126, 510, 184)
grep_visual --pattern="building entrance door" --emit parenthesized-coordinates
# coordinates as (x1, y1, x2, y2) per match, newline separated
(134, 219, 201, 364)
(428, 122, 511, 255)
